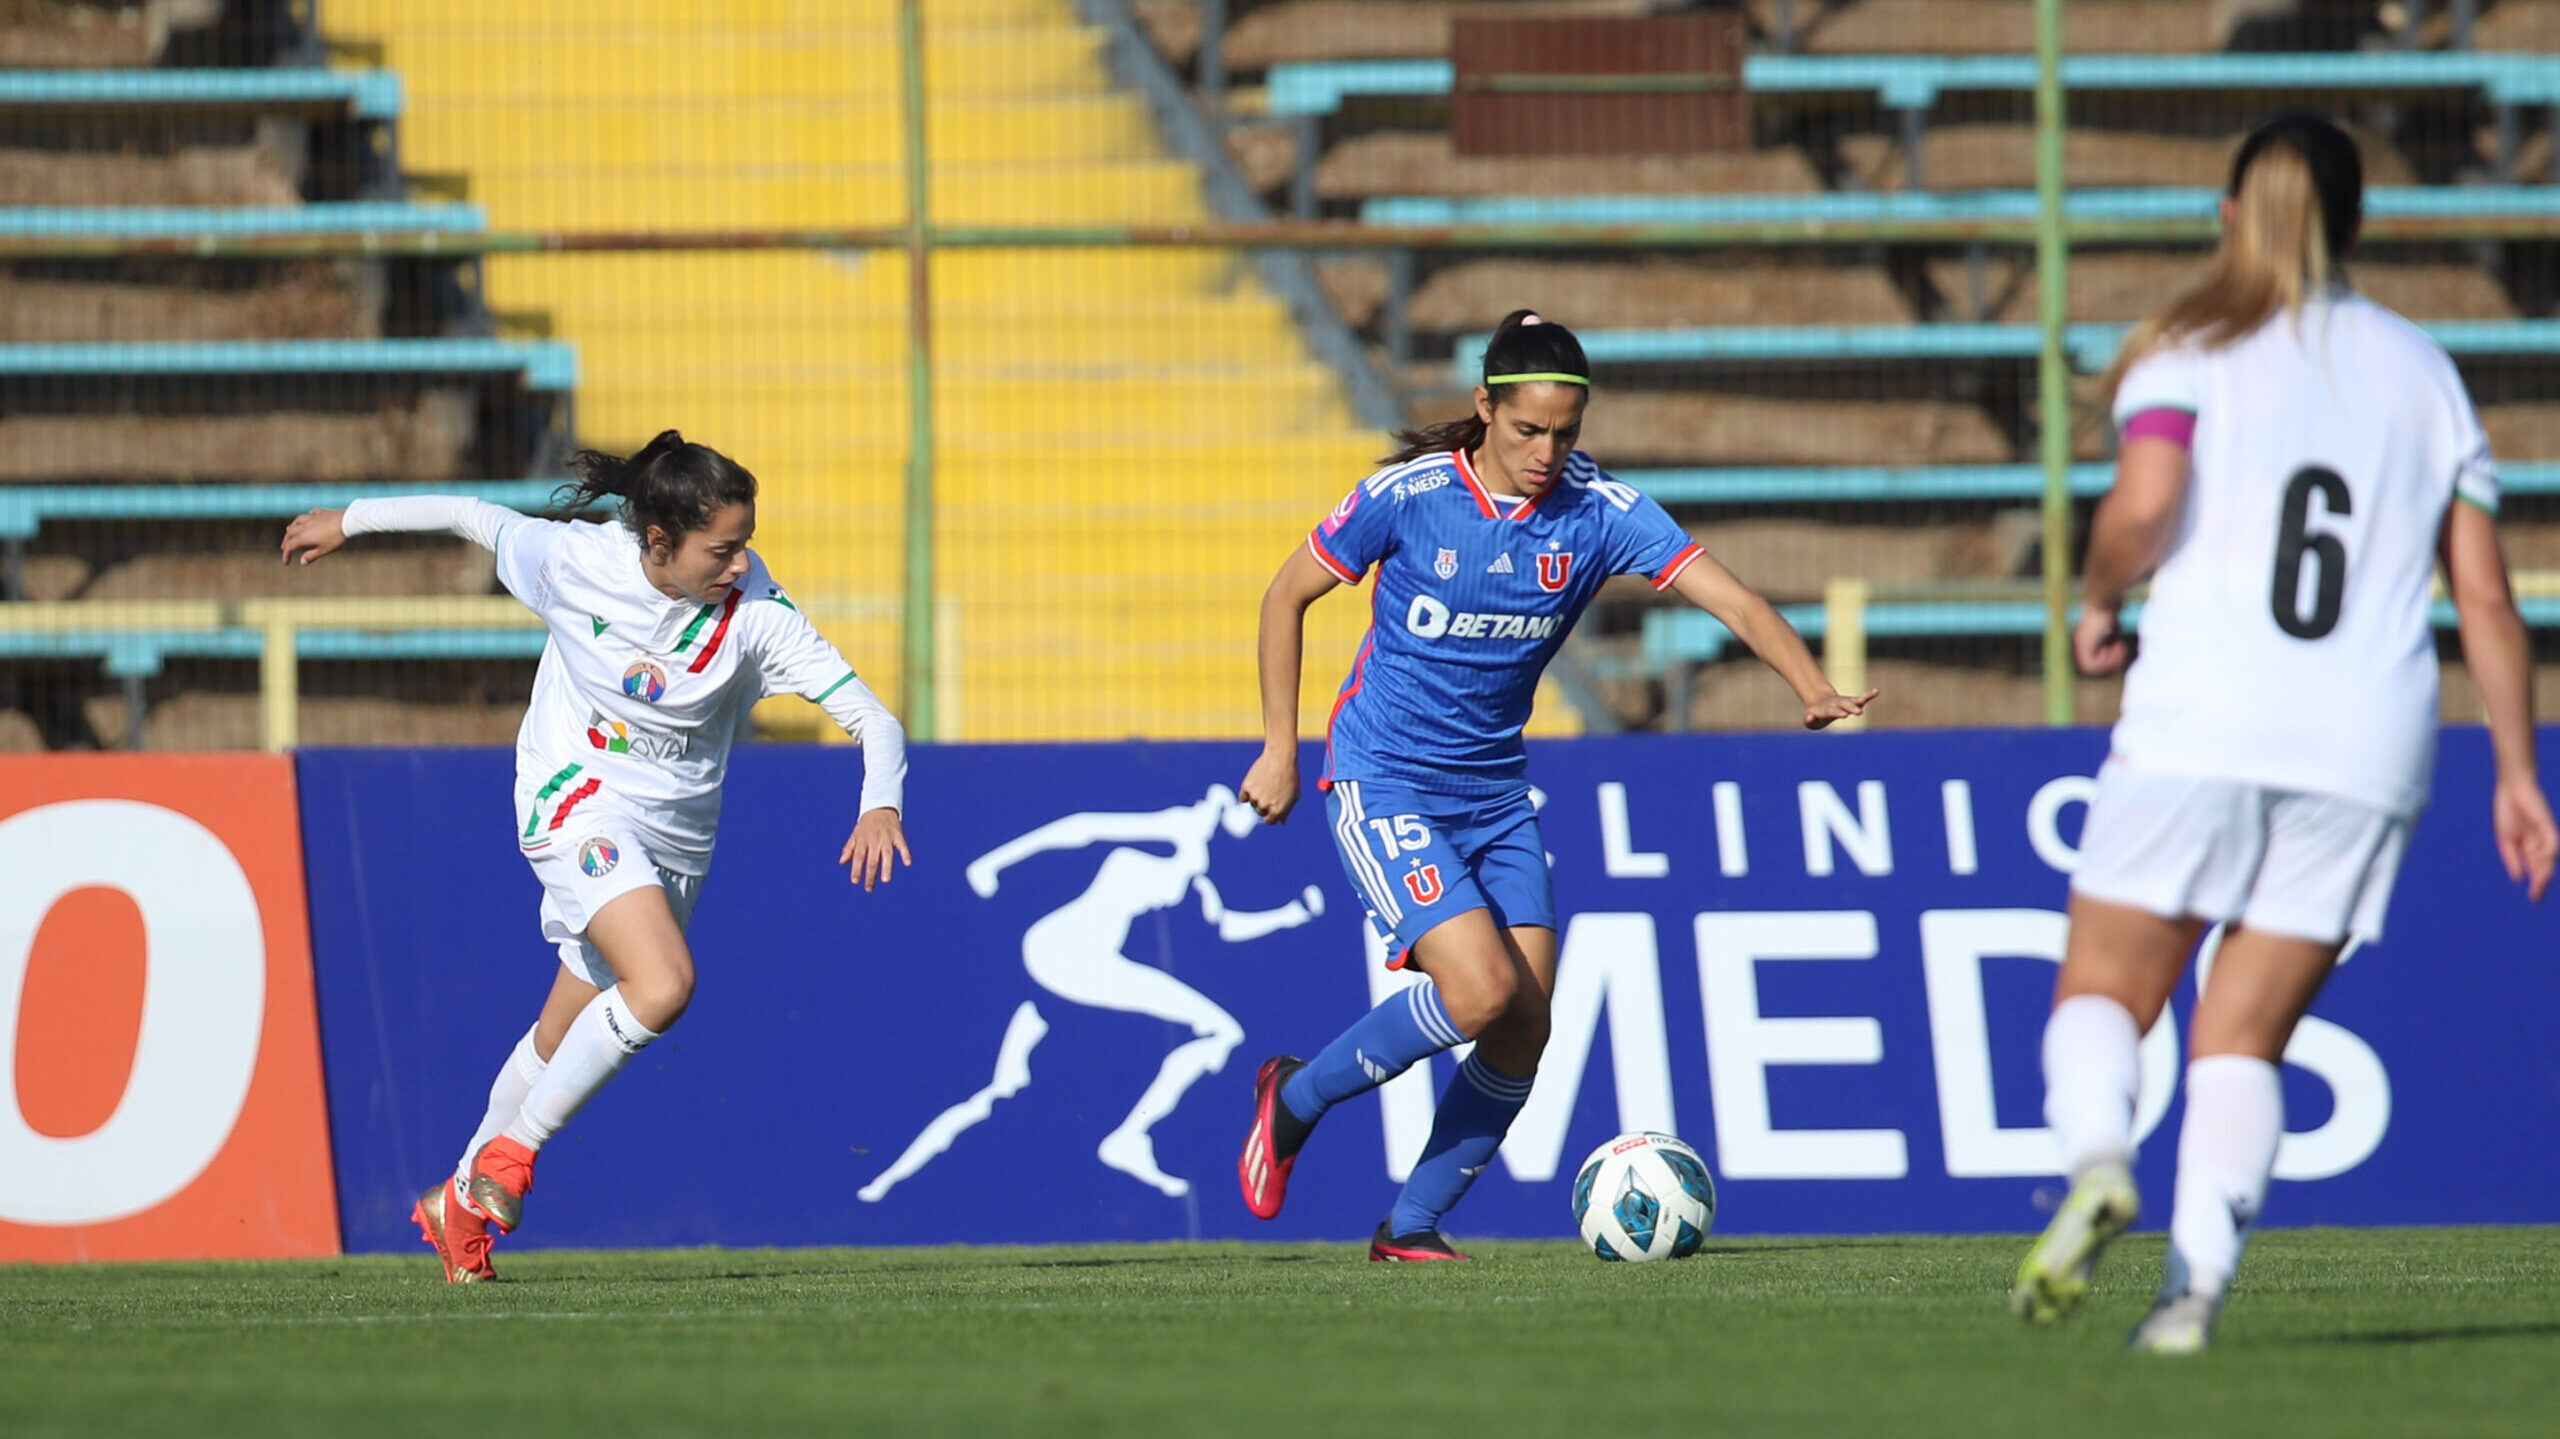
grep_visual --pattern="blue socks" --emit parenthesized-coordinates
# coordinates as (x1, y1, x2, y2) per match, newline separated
(1281, 982, 1466, 1126)
(1390, 1053, 1534, 1238)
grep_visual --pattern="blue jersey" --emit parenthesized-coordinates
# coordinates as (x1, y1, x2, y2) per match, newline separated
(1309, 447, 1702, 798)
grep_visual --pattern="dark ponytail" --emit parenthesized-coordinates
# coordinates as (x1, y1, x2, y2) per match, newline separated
(1379, 309, 1591, 467)
(554, 429, 759, 551)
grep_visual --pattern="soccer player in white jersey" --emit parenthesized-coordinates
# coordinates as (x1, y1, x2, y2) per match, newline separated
(1235, 311, 1873, 1258)
(2011, 114, 2558, 1351)
(279, 430, 912, 1282)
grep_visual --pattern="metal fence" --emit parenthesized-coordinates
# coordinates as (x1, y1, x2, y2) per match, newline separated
(4, 0, 2556, 751)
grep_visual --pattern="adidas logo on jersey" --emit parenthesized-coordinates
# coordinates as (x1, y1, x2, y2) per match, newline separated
(1487, 553, 1514, 574)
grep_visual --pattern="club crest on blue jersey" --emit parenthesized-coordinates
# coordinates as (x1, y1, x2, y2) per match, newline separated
(1402, 863, 1445, 905)
(578, 836, 620, 878)
(1435, 547, 1460, 580)
(1536, 551, 1575, 592)
(622, 660, 667, 703)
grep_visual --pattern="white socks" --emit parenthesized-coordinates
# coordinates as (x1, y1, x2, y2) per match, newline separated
(2041, 994, 2142, 1180)
(2166, 1054, 2282, 1300)
(501, 985, 660, 1151)
(454, 1025, 549, 1196)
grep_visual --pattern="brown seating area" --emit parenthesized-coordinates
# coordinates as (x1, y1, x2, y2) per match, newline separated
(0, 398, 472, 483)
(0, 0, 218, 69)
(1171, 0, 2560, 729)
(1758, 0, 2278, 56)
(0, 263, 384, 342)
(1408, 256, 1915, 329)
(1924, 252, 2520, 323)
(81, 691, 525, 751)
(1314, 130, 1821, 200)
(1836, 124, 2420, 193)
(0, 0, 544, 750)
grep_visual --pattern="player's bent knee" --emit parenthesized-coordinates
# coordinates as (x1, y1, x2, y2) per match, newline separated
(1440, 964, 1520, 1037)
(618, 956, 695, 1030)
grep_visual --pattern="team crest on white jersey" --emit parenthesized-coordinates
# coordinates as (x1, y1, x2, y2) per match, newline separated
(1435, 547, 1460, 580)
(622, 660, 667, 703)
(1488, 553, 1514, 575)
(1535, 551, 1574, 592)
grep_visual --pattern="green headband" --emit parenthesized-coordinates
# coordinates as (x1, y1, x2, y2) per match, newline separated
(1483, 372, 1590, 386)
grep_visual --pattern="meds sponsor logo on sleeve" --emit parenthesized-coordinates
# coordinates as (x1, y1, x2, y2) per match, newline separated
(0, 756, 339, 1261)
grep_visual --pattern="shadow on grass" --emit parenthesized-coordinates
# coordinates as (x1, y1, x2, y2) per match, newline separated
(2285, 1321, 2560, 1347)
(1019, 1252, 1326, 1270)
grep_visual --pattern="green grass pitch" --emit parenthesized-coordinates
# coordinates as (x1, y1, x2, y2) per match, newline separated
(5, 1228, 2556, 1437)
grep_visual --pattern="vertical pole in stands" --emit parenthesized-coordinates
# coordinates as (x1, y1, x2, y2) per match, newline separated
(899, 0, 938, 739)
(260, 617, 298, 752)
(1822, 578, 1870, 733)
(2033, 0, 2073, 726)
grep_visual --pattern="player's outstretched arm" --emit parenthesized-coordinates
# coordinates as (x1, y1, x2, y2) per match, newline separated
(1241, 544, 1343, 822)
(1665, 552, 1875, 730)
(840, 807, 912, 894)
(2443, 500, 2557, 901)
(2075, 437, 2191, 676)
(279, 508, 348, 565)
(283, 496, 530, 567)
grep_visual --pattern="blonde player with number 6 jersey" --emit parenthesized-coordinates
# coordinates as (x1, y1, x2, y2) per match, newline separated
(2012, 114, 2558, 1352)
(281, 430, 911, 1282)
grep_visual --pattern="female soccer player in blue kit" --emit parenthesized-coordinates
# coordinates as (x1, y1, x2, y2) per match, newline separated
(1235, 311, 1875, 1258)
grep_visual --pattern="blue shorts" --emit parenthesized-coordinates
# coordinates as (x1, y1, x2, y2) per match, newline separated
(1324, 778, 1555, 966)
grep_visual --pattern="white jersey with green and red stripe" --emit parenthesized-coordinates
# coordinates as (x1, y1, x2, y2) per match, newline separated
(340, 497, 906, 873)
(2108, 291, 2498, 819)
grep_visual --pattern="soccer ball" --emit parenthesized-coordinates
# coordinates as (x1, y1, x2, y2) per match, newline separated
(1572, 1132, 1716, 1262)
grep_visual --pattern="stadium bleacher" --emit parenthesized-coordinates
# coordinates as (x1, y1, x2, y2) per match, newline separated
(0, 0, 559, 749)
(6, 0, 2559, 747)
(321, 0, 1392, 744)
(1180, 0, 2560, 731)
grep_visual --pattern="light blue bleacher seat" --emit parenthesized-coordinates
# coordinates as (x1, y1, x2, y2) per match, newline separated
(1643, 595, 2560, 674)
(1363, 185, 2560, 230)
(0, 68, 400, 119)
(1744, 52, 2560, 109)
(1454, 319, 2560, 381)
(0, 203, 486, 240)
(0, 628, 545, 680)
(0, 338, 577, 391)
(1264, 52, 2560, 117)
(1613, 462, 2560, 507)
(0, 481, 581, 543)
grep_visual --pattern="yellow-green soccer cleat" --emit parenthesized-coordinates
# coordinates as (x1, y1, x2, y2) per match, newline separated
(2127, 1289, 2222, 1354)
(2011, 1160, 2141, 1324)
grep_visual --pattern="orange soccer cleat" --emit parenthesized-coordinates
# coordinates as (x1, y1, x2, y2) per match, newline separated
(413, 1176, 498, 1283)
(466, 1136, 539, 1235)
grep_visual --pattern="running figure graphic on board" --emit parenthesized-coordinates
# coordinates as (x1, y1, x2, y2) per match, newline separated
(860, 783, 1325, 1201)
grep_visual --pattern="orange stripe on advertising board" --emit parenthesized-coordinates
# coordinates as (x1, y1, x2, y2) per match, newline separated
(0, 755, 339, 1261)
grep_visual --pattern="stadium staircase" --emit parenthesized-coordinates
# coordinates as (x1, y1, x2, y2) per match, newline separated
(322, 0, 1408, 741)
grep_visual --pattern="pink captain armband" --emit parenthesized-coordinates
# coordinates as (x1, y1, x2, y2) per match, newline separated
(2121, 407, 2196, 449)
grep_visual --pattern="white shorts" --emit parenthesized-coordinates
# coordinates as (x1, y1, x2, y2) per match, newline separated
(522, 813, 702, 990)
(2071, 763, 2410, 945)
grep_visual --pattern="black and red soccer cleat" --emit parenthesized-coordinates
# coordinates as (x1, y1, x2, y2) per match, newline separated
(1238, 1055, 1310, 1220)
(1368, 1221, 1469, 1262)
